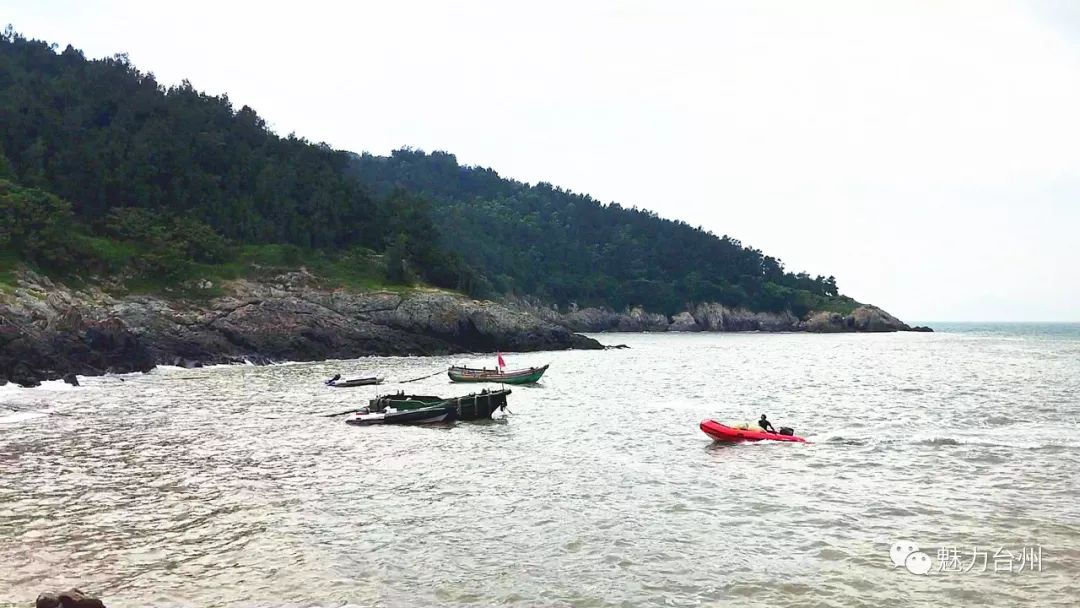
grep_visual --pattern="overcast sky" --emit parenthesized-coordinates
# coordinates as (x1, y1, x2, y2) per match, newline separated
(7, 0, 1080, 321)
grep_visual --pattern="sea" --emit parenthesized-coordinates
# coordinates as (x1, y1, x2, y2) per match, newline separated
(1, 324, 1078, 607)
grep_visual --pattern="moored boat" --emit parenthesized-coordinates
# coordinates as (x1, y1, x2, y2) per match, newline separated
(448, 364, 548, 385)
(328, 377, 384, 388)
(326, 374, 384, 387)
(368, 394, 444, 411)
(699, 419, 807, 443)
(367, 389, 512, 421)
(346, 404, 457, 426)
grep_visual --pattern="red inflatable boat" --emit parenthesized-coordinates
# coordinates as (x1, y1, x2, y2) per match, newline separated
(699, 419, 807, 443)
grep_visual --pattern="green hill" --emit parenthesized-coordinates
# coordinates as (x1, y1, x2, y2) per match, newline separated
(1, 28, 855, 317)
(350, 149, 852, 316)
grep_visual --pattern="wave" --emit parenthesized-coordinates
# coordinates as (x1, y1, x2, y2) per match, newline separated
(821, 436, 869, 446)
(0, 378, 81, 393)
(0, 410, 48, 424)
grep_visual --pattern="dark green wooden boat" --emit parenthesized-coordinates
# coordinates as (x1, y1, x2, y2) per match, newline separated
(447, 364, 548, 385)
(367, 389, 511, 421)
(369, 394, 444, 411)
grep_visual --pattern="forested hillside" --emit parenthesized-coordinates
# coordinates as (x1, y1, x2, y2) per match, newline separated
(351, 150, 849, 316)
(1, 29, 854, 317)
(0, 28, 467, 289)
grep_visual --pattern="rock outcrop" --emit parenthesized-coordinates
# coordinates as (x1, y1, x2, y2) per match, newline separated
(513, 299, 920, 335)
(0, 268, 927, 387)
(0, 270, 601, 387)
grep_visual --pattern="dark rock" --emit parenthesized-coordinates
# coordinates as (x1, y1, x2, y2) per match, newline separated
(910, 325, 934, 332)
(47, 307, 84, 332)
(604, 344, 631, 349)
(62, 372, 80, 386)
(36, 589, 105, 608)
(11, 362, 41, 388)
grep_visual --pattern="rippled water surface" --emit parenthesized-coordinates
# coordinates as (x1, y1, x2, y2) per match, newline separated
(2, 326, 1079, 607)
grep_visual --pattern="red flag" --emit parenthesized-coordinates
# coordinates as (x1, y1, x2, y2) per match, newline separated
(497, 352, 506, 369)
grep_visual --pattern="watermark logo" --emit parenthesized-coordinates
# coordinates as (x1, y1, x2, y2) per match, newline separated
(890, 541, 931, 574)
(890, 541, 1043, 575)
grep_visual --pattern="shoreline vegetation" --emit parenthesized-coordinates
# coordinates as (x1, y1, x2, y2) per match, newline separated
(0, 29, 928, 387)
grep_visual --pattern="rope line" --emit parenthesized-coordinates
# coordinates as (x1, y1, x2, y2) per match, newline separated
(394, 369, 446, 384)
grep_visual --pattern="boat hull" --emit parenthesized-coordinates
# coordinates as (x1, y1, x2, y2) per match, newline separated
(347, 404, 457, 426)
(699, 420, 807, 443)
(329, 376, 384, 388)
(367, 389, 512, 421)
(369, 395, 444, 411)
(448, 365, 548, 385)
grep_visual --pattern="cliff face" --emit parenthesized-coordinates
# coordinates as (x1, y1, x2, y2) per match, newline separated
(517, 300, 918, 334)
(0, 270, 601, 387)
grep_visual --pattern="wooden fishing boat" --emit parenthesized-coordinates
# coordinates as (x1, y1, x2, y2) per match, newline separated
(447, 364, 548, 385)
(368, 394, 444, 411)
(346, 404, 457, 426)
(367, 389, 512, 421)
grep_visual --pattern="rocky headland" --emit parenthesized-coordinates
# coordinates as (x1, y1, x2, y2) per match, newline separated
(0, 270, 928, 387)
(521, 300, 928, 334)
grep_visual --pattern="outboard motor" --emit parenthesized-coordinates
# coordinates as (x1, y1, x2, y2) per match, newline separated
(779, 426, 795, 436)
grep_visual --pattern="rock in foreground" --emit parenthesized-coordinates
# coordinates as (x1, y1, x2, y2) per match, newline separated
(36, 589, 105, 608)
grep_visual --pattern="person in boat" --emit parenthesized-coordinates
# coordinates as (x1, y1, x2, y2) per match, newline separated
(758, 414, 777, 433)
(325, 373, 341, 386)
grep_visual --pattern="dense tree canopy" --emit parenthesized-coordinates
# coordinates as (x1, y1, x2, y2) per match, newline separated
(0, 28, 465, 288)
(1, 29, 852, 317)
(350, 149, 845, 315)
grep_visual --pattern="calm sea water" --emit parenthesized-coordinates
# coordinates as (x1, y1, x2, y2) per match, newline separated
(1, 325, 1078, 607)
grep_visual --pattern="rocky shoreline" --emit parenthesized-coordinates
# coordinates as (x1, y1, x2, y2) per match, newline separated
(0, 270, 600, 387)
(522, 300, 931, 334)
(0, 270, 928, 387)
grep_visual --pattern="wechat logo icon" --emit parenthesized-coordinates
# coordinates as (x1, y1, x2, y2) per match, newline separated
(891, 540, 932, 575)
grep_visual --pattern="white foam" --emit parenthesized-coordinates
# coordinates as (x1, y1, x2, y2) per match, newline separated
(36, 379, 80, 391)
(0, 382, 23, 397)
(0, 379, 78, 393)
(0, 410, 47, 424)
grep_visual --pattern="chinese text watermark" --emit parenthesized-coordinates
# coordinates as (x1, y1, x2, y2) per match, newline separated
(890, 541, 1043, 575)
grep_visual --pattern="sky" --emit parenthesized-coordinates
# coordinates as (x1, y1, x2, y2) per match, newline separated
(6, 0, 1080, 321)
